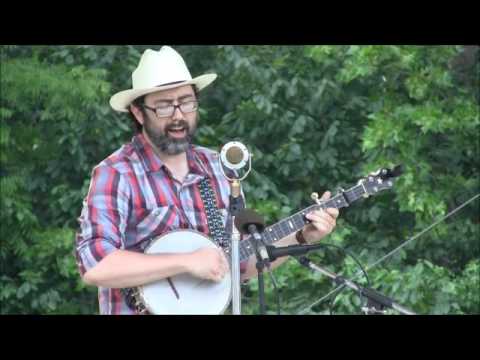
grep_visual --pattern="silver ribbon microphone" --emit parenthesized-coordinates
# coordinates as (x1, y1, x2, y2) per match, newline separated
(219, 141, 252, 181)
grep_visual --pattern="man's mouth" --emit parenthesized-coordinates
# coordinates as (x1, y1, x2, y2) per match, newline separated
(167, 126, 187, 139)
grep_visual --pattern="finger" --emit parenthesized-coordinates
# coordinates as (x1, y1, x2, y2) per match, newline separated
(317, 209, 338, 224)
(320, 191, 331, 201)
(216, 262, 227, 276)
(306, 211, 336, 228)
(310, 217, 335, 233)
(314, 220, 333, 233)
(217, 252, 229, 270)
(220, 251, 229, 265)
(210, 270, 221, 282)
(222, 260, 230, 274)
(218, 260, 228, 275)
(220, 269, 226, 279)
(215, 270, 225, 282)
(325, 207, 339, 219)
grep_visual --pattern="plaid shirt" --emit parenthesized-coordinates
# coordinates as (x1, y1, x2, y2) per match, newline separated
(75, 134, 245, 314)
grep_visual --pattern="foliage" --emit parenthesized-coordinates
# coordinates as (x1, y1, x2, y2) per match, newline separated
(1, 45, 478, 314)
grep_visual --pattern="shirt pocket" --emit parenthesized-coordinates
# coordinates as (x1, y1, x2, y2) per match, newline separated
(134, 205, 179, 248)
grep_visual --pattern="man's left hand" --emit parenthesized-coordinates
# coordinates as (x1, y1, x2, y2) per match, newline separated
(302, 191, 339, 243)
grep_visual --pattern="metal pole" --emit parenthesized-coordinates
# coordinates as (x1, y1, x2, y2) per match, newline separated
(230, 180, 242, 315)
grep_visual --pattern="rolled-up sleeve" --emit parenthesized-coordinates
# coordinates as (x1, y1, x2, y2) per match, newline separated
(75, 165, 130, 276)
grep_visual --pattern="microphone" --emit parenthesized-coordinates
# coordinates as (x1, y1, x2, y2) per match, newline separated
(219, 141, 250, 172)
(234, 209, 269, 263)
(265, 243, 325, 262)
(219, 141, 251, 200)
(234, 209, 265, 236)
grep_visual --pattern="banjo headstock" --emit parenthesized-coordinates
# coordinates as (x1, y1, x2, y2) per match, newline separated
(359, 165, 403, 198)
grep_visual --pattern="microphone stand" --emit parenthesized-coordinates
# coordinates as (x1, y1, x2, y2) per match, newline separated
(233, 209, 271, 315)
(229, 179, 244, 315)
(251, 235, 270, 315)
(296, 256, 416, 315)
(220, 146, 252, 316)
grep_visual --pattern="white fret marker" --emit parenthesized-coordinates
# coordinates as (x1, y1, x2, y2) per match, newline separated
(288, 221, 294, 229)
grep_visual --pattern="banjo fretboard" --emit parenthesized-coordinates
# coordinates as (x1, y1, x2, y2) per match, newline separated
(237, 182, 371, 262)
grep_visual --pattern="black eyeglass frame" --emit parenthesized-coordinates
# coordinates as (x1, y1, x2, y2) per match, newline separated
(141, 100, 199, 118)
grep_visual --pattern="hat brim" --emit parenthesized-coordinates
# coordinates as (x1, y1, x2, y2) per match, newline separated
(109, 74, 217, 113)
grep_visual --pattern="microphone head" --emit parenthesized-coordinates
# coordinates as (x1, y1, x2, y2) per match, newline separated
(234, 209, 266, 235)
(220, 141, 250, 171)
(226, 146, 244, 165)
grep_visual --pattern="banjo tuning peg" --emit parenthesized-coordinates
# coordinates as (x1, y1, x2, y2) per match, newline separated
(311, 192, 322, 205)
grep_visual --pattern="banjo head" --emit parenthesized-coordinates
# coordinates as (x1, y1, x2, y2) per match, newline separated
(138, 230, 232, 315)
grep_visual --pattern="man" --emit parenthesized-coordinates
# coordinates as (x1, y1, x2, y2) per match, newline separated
(75, 46, 339, 314)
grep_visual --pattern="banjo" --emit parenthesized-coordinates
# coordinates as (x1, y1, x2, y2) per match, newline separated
(132, 166, 402, 314)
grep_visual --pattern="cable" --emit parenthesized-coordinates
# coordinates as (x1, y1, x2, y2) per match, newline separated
(328, 244, 370, 315)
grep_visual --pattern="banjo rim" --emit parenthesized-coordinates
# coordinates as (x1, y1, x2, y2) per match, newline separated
(137, 229, 233, 315)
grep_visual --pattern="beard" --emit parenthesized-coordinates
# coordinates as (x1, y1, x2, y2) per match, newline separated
(143, 117, 197, 156)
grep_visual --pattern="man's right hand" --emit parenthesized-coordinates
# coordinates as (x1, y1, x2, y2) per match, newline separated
(186, 247, 230, 282)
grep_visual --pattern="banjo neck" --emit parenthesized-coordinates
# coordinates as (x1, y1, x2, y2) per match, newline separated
(236, 171, 396, 262)
(237, 191, 351, 262)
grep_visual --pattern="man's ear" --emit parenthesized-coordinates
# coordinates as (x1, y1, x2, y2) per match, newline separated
(130, 104, 145, 126)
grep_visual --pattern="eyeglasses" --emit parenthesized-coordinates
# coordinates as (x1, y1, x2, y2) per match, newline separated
(142, 100, 199, 118)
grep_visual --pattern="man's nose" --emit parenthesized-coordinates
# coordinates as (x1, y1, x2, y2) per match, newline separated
(172, 104, 185, 121)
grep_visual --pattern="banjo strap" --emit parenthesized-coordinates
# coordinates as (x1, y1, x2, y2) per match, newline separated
(197, 176, 230, 251)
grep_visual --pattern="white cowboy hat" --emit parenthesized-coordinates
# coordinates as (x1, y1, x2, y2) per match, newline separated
(109, 46, 217, 113)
